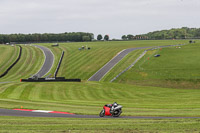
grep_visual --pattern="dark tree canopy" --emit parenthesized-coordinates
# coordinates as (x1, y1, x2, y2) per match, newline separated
(127, 34, 134, 40)
(0, 32, 94, 44)
(82, 36, 91, 42)
(122, 27, 200, 40)
(121, 35, 127, 40)
(104, 35, 109, 41)
(97, 34, 103, 41)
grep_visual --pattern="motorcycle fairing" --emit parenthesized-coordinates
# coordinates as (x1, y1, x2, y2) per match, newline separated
(104, 106, 112, 116)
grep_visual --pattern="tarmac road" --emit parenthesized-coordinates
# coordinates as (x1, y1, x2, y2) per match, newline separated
(1, 108, 200, 119)
(88, 47, 150, 81)
(33, 45, 54, 78)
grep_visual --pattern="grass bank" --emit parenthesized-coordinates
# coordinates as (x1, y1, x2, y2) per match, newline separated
(46, 40, 188, 80)
(1, 82, 200, 117)
(116, 42, 200, 89)
(0, 45, 19, 76)
(0, 45, 44, 82)
(1, 116, 200, 132)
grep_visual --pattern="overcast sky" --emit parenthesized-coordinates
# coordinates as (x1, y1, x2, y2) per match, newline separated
(0, 0, 200, 39)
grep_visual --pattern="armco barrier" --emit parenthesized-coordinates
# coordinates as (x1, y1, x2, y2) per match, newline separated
(0, 45, 22, 78)
(54, 51, 64, 77)
(21, 77, 81, 82)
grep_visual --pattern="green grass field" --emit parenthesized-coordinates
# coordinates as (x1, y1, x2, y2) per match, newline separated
(0, 45, 44, 82)
(0, 45, 19, 76)
(1, 116, 200, 132)
(1, 40, 200, 132)
(51, 40, 188, 80)
(1, 82, 200, 117)
(116, 42, 200, 89)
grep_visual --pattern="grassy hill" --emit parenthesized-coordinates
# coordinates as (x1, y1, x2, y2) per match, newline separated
(1, 82, 200, 117)
(0, 45, 19, 76)
(0, 40, 187, 81)
(1, 40, 200, 132)
(44, 40, 188, 80)
(115, 42, 200, 89)
(0, 45, 44, 82)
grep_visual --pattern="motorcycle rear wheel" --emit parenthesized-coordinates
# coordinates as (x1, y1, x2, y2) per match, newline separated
(99, 110, 105, 117)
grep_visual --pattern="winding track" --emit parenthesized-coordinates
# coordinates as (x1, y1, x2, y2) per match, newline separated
(33, 45, 54, 78)
(1, 44, 193, 119)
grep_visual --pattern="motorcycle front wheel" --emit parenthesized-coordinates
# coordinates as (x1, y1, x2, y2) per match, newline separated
(99, 110, 105, 117)
(113, 110, 122, 117)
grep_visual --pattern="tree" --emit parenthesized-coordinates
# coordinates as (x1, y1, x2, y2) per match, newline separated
(97, 34, 102, 40)
(0, 35, 3, 44)
(121, 35, 127, 40)
(82, 36, 90, 42)
(127, 34, 134, 40)
(0, 32, 94, 43)
(104, 35, 109, 41)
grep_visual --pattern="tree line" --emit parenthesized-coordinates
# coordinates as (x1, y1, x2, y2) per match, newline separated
(97, 34, 109, 41)
(121, 27, 200, 40)
(0, 32, 94, 44)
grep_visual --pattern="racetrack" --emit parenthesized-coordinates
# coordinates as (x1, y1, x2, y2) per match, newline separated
(1, 44, 191, 119)
(88, 47, 150, 81)
(33, 45, 54, 78)
(1, 108, 200, 119)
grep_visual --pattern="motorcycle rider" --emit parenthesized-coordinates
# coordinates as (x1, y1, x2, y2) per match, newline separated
(110, 102, 118, 113)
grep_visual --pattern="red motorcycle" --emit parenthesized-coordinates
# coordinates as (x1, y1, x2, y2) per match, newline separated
(99, 102, 122, 117)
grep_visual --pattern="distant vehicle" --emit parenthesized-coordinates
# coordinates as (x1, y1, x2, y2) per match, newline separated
(52, 43, 59, 47)
(154, 54, 160, 57)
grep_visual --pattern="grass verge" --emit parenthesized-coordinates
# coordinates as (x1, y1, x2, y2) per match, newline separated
(0, 45, 19, 76)
(0, 116, 200, 132)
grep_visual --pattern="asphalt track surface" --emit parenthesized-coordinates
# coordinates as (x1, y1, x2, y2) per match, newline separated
(88, 47, 150, 81)
(34, 45, 54, 78)
(1, 109, 200, 119)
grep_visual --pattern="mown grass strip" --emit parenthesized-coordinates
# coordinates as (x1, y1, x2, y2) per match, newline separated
(1, 82, 200, 116)
(0, 45, 44, 82)
(0, 46, 21, 78)
(116, 42, 200, 88)
(0, 45, 19, 75)
(55, 40, 189, 80)
(0, 116, 200, 132)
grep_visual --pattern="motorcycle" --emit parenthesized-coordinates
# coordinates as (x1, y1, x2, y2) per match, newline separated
(99, 103, 122, 117)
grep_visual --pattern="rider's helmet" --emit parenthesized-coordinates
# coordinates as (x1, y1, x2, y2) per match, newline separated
(113, 102, 118, 107)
